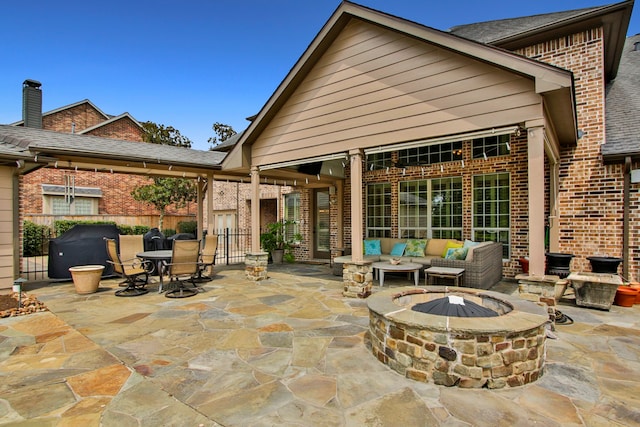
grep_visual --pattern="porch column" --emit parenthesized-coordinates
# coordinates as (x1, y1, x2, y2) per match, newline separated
(246, 166, 268, 281)
(528, 126, 546, 276)
(349, 149, 364, 262)
(343, 149, 372, 298)
(207, 172, 214, 235)
(196, 176, 204, 242)
(250, 166, 261, 252)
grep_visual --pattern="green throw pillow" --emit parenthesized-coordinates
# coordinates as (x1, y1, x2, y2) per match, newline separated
(442, 241, 463, 258)
(445, 247, 468, 260)
(404, 239, 427, 257)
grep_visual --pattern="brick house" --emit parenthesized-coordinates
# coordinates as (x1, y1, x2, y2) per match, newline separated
(14, 83, 197, 225)
(223, 1, 638, 281)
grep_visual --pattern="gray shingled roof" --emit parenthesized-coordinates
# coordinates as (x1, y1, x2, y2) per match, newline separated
(211, 130, 244, 152)
(0, 125, 225, 168)
(448, 6, 606, 44)
(603, 35, 640, 159)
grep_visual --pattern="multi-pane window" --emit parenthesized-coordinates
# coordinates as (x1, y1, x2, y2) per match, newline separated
(398, 141, 462, 166)
(398, 178, 462, 239)
(431, 177, 463, 240)
(50, 196, 97, 215)
(366, 183, 391, 238)
(399, 181, 428, 238)
(472, 134, 510, 159)
(366, 152, 392, 170)
(284, 192, 301, 241)
(473, 173, 510, 258)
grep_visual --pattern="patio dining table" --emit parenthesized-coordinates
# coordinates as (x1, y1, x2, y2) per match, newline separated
(136, 250, 172, 293)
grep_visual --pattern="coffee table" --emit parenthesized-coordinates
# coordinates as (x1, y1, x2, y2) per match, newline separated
(424, 266, 465, 287)
(372, 261, 421, 287)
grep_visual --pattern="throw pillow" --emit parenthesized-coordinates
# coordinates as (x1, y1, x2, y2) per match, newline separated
(463, 239, 480, 249)
(390, 242, 407, 257)
(442, 240, 463, 258)
(445, 246, 468, 260)
(405, 239, 427, 257)
(364, 239, 382, 255)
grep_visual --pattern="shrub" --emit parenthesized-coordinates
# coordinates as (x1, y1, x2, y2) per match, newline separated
(132, 225, 151, 235)
(23, 221, 52, 257)
(177, 220, 197, 235)
(54, 220, 117, 236)
(163, 228, 176, 237)
(118, 225, 134, 235)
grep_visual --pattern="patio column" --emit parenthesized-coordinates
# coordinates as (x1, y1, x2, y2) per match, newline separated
(206, 172, 214, 235)
(349, 149, 364, 262)
(343, 149, 372, 298)
(528, 126, 545, 276)
(246, 166, 268, 281)
(196, 176, 204, 242)
(250, 166, 261, 252)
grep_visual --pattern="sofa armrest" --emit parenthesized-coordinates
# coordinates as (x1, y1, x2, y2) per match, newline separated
(431, 242, 503, 289)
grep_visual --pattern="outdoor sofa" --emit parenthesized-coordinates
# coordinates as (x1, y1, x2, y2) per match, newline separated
(333, 237, 503, 289)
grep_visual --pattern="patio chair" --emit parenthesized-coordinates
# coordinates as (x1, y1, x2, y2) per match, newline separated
(117, 235, 144, 286)
(105, 238, 151, 297)
(194, 234, 218, 282)
(161, 239, 201, 298)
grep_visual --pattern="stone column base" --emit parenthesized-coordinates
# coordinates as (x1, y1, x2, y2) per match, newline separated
(245, 252, 269, 281)
(343, 261, 373, 298)
(516, 274, 569, 322)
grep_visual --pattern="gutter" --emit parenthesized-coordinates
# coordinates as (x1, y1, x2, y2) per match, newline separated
(623, 156, 631, 280)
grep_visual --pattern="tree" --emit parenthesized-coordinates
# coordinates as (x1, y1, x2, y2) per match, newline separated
(134, 121, 197, 230)
(208, 122, 236, 150)
(131, 177, 197, 231)
(141, 121, 192, 148)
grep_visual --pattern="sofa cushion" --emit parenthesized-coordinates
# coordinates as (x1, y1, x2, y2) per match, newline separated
(390, 242, 407, 256)
(442, 240, 463, 258)
(405, 239, 427, 257)
(463, 239, 481, 249)
(364, 239, 381, 255)
(426, 239, 449, 256)
(445, 246, 468, 260)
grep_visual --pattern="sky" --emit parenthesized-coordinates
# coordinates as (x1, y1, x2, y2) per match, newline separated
(1, 1, 638, 151)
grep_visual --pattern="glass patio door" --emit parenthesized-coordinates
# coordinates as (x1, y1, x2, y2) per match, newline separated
(314, 189, 330, 259)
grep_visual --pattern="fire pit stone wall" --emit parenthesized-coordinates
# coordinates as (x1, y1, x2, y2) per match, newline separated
(368, 287, 549, 389)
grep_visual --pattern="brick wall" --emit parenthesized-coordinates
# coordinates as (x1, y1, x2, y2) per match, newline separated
(23, 103, 197, 219)
(515, 28, 637, 278)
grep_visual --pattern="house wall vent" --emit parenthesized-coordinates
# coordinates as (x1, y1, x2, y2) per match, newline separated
(22, 79, 42, 129)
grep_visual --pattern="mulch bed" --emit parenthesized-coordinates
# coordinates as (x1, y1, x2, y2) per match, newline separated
(0, 292, 48, 318)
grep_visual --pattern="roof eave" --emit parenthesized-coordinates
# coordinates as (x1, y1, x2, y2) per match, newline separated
(489, 0, 635, 82)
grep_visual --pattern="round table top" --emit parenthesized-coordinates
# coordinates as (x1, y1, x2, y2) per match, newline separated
(372, 261, 421, 271)
(137, 250, 172, 259)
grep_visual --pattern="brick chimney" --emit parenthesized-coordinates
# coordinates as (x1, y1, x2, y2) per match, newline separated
(22, 79, 42, 128)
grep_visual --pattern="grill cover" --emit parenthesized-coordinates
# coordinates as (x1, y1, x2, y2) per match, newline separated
(411, 295, 499, 317)
(48, 224, 120, 279)
(143, 228, 167, 251)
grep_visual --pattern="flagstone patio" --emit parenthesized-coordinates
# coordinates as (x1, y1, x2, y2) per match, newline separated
(1, 263, 639, 426)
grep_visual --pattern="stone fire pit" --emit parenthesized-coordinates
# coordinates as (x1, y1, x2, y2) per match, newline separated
(367, 286, 549, 389)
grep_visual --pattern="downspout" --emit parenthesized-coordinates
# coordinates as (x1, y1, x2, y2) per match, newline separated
(623, 156, 631, 280)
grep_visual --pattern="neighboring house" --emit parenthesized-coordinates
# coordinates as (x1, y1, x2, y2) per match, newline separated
(13, 80, 197, 223)
(223, 1, 639, 280)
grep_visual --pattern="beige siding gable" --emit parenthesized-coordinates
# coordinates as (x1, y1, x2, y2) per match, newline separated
(0, 167, 14, 288)
(252, 19, 541, 167)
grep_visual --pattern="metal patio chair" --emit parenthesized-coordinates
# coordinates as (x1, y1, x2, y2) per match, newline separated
(161, 239, 201, 298)
(194, 234, 218, 282)
(105, 238, 150, 297)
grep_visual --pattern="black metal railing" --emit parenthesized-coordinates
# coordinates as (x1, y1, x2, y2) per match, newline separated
(19, 226, 253, 281)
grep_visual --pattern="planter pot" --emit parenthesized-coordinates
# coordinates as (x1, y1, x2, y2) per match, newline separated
(518, 258, 529, 274)
(567, 272, 622, 310)
(614, 286, 639, 307)
(545, 253, 574, 278)
(271, 249, 284, 264)
(69, 265, 104, 294)
(629, 282, 640, 304)
(587, 256, 623, 274)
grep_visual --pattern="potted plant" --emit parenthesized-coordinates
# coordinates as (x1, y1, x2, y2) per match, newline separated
(260, 220, 301, 264)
